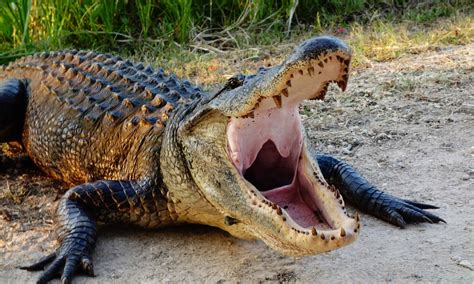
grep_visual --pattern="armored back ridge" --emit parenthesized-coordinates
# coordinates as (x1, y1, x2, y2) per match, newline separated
(1, 50, 205, 184)
(0, 37, 444, 283)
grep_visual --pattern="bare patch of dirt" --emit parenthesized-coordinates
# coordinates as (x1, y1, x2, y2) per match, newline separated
(1, 43, 473, 283)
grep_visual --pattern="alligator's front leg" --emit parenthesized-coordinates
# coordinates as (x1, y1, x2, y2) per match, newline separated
(316, 154, 445, 227)
(21, 180, 169, 283)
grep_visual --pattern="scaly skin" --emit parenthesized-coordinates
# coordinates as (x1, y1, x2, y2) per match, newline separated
(0, 37, 444, 283)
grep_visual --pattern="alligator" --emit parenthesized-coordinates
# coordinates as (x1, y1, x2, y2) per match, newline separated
(0, 36, 444, 283)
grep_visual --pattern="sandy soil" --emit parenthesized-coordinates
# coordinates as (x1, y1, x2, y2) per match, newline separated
(0, 43, 473, 283)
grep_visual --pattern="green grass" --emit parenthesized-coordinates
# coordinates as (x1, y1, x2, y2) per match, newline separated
(0, 0, 472, 66)
(126, 14, 472, 90)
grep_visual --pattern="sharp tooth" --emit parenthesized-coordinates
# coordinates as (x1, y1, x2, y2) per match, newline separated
(248, 111, 254, 119)
(318, 62, 324, 68)
(276, 207, 283, 215)
(286, 80, 292, 87)
(272, 95, 282, 108)
(281, 88, 289, 97)
(342, 74, 349, 82)
(337, 80, 347, 91)
(320, 233, 326, 240)
(311, 227, 317, 236)
(355, 212, 360, 222)
(308, 67, 314, 76)
(340, 227, 346, 237)
(318, 83, 328, 99)
(298, 69, 303, 75)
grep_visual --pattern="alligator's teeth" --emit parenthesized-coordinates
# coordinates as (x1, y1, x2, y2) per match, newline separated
(286, 80, 292, 87)
(272, 95, 282, 108)
(320, 233, 326, 240)
(355, 212, 360, 222)
(298, 69, 303, 75)
(276, 207, 283, 215)
(318, 62, 324, 68)
(281, 88, 289, 97)
(308, 67, 314, 76)
(311, 227, 317, 236)
(248, 111, 255, 119)
(340, 227, 346, 237)
(337, 80, 347, 91)
(342, 74, 348, 82)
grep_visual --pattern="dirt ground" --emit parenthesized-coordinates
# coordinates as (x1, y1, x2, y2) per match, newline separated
(0, 42, 473, 283)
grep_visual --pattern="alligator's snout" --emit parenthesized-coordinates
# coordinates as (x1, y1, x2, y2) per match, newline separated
(211, 36, 351, 119)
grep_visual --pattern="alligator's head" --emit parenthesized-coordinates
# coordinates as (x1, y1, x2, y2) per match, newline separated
(175, 36, 359, 256)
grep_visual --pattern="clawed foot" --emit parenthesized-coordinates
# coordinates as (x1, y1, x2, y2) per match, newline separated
(20, 247, 94, 283)
(376, 194, 446, 228)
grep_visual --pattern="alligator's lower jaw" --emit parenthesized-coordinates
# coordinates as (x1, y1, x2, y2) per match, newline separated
(227, 101, 359, 254)
(261, 161, 333, 231)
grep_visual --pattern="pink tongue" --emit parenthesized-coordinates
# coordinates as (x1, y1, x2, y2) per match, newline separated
(263, 182, 320, 228)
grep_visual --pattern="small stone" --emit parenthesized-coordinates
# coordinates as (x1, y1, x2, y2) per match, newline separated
(341, 147, 352, 155)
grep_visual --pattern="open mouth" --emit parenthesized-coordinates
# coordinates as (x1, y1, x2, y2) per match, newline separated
(227, 52, 354, 234)
(227, 98, 334, 230)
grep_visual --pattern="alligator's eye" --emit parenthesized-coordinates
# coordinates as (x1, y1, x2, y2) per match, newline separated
(224, 75, 245, 90)
(207, 74, 246, 102)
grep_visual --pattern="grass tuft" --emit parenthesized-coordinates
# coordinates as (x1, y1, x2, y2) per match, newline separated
(0, 1, 472, 68)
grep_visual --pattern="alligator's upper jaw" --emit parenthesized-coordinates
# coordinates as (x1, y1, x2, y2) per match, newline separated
(226, 37, 359, 256)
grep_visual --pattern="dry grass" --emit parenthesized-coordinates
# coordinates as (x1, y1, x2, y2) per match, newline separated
(349, 15, 473, 67)
(128, 14, 473, 90)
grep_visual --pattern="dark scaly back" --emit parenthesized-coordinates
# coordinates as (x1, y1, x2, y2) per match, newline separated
(0, 50, 206, 185)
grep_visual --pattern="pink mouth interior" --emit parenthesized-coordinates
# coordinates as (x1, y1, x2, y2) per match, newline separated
(227, 100, 330, 229)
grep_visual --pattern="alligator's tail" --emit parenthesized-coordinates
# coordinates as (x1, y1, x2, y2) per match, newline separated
(0, 78, 28, 143)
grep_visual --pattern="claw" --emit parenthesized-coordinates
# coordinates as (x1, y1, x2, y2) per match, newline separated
(401, 200, 446, 224)
(19, 253, 56, 271)
(421, 215, 434, 224)
(61, 276, 72, 284)
(384, 208, 406, 228)
(37, 257, 65, 284)
(81, 256, 95, 277)
(402, 199, 440, 210)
